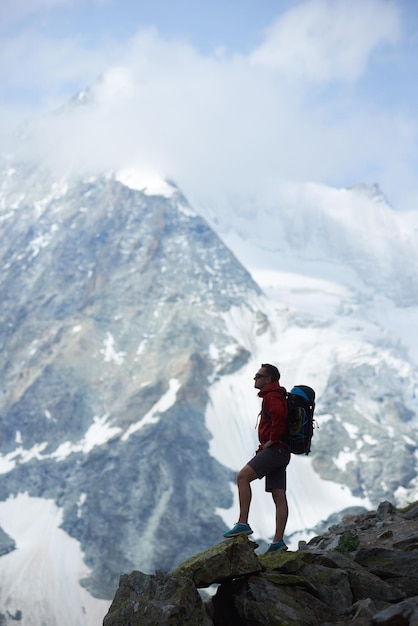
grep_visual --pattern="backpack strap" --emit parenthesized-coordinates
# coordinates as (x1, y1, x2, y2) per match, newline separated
(261, 389, 287, 422)
(260, 389, 289, 447)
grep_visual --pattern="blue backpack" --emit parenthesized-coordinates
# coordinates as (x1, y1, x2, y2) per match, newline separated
(287, 385, 316, 455)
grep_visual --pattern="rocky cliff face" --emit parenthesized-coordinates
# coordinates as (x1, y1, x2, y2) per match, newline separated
(0, 162, 264, 599)
(0, 526, 15, 557)
(104, 501, 418, 626)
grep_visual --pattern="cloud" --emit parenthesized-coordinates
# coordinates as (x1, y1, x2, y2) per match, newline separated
(0, 28, 125, 122)
(250, 0, 401, 81)
(2, 0, 417, 212)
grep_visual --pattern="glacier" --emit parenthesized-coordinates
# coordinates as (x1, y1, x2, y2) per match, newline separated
(195, 178, 418, 544)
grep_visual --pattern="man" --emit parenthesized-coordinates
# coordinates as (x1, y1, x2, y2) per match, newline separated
(223, 363, 290, 552)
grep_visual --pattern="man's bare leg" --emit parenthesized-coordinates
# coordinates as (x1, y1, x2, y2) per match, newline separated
(271, 488, 288, 542)
(236, 465, 258, 524)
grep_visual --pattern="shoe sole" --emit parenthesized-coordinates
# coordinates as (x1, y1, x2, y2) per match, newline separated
(265, 545, 288, 553)
(223, 530, 253, 538)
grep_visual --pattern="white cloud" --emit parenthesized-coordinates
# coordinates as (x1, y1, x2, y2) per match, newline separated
(251, 0, 401, 81)
(1, 0, 417, 212)
(0, 31, 120, 108)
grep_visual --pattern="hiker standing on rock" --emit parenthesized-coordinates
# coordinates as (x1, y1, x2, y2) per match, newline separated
(223, 363, 290, 553)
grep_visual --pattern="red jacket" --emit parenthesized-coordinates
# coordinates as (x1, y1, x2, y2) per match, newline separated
(257, 382, 288, 449)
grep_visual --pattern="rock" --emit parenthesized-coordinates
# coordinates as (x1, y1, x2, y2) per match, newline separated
(172, 536, 262, 587)
(376, 501, 395, 520)
(404, 503, 418, 520)
(0, 526, 16, 557)
(103, 570, 212, 626)
(210, 572, 340, 626)
(350, 598, 382, 621)
(354, 547, 418, 597)
(371, 596, 418, 625)
(103, 501, 418, 626)
(377, 529, 393, 541)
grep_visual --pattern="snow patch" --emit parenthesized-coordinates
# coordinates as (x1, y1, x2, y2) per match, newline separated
(101, 332, 126, 365)
(115, 168, 175, 198)
(51, 415, 122, 460)
(122, 378, 181, 441)
(0, 493, 110, 626)
(81, 414, 121, 453)
(77, 493, 87, 518)
(251, 268, 353, 318)
(343, 423, 359, 439)
(177, 201, 196, 217)
(0, 442, 48, 475)
(334, 448, 357, 471)
(0, 416, 123, 470)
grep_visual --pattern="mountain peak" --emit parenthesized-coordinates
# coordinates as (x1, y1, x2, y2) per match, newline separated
(114, 168, 177, 198)
(348, 182, 388, 204)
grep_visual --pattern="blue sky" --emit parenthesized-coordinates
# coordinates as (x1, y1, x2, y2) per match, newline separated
(1, 0, 300, 107)
(1, 0, 418, 211)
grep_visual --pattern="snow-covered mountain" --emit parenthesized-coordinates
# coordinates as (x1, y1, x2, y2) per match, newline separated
(196, 179, 418, 540)
(0, 157, 417, 626)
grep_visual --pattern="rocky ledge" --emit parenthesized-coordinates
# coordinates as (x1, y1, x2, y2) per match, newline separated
(103, 501, 418, 625)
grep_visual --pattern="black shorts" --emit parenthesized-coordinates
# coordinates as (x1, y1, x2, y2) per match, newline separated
(248, 447, 291, 492)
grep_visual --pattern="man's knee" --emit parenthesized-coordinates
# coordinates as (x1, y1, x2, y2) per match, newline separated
(237, 465, 258, 485)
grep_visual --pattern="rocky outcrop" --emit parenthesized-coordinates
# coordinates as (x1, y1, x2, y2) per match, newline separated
(103, 501, 418, 625)
(0, 525, 15, 557)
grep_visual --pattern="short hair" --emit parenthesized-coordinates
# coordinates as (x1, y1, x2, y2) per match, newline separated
(261, 363, 280, 381)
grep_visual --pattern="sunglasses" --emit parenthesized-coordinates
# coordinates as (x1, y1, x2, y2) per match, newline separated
(254, 374, 269, 379)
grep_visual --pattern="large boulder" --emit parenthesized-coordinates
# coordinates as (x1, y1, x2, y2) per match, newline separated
(103, 569, 212, 626)
(354, 548, 418, 597)
(103, 536, 261, 626)
(103, 501, 418, 626)
(371, 596, 418, 625)
(210, 570, 341, 626)
(172, 535, 262, 587)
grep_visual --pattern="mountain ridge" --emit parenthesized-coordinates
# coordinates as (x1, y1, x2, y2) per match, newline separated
(0, 160, 417, 625)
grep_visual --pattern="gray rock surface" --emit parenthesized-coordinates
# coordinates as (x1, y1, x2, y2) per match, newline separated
(104, 502, 418, 625)
(0, 165, 262, 598)
(0, 526, 15, 557)
(172, 536, 262, 587)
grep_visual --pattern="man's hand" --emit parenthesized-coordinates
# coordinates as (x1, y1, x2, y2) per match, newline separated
(263, 440, 275, 448)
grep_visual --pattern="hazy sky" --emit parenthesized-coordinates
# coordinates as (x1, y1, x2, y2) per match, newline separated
(1, 0, 418, 210)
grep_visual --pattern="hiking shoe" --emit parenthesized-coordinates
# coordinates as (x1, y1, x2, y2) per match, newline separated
(223, 522, 253, 538)
(264, 540, 288, 553)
